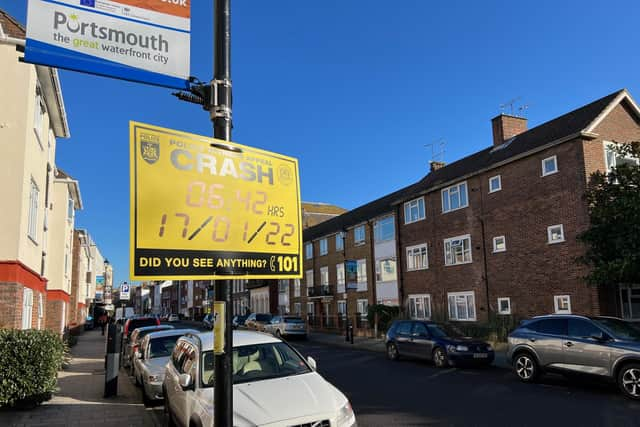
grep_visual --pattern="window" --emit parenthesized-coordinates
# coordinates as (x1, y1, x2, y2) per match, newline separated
(444, 235, 472, 265)
(305, 243, 313, 259)
(489, 175, 501, 193)
(37, 293, 44, 330)
(33, 88, 45, 142)
(528, 318, 567, 336)
(320, 266, 329, 287)
(408, 294, 431, 319)
(22, 288, 34, 330)
(305, 270, 314, 287)
(337, 300, 346, 317)
(336, 263, 345, 293)
(568, 319, 603, 339)
(493, 236, 506, 253)
(307, 302, 315, 316)
(547, 224, 565, 244)
(404, 197, 425, 224)
(28, 179, 39, 242)
(354, 225, 365, 245)
(319, 238, 328, 256)
(604, 141, 639, 173)
(406, 244, 428, 270)
(278, 280, 289, 293)
(293, 302, 301, 315)
(335, 233, 344, 251)
(375, 258, 397, 282)
(497, 297, 511, 315)
(447, 291, 476, 321)
(554, 295, 571, 314)
(374, 216, 395, 242)
(357, 299, 368, 318)
(67, 194, 74, 221)
(442, 182, 468, 213)
(542, 155, 558, 176)
(357, 259, 367, 291)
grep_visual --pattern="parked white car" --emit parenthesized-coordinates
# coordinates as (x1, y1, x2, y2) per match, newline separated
(133, 328, 199, 404)
(163, 330, 357, 427)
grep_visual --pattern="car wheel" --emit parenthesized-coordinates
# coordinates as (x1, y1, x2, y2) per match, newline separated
(513, 352, 539, 382)
(433, 347, 448, 368)
(387, 343, 400, 361)
(618, 363, 640, 400)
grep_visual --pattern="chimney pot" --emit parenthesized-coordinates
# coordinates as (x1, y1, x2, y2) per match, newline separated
(491, 114, 527, 146)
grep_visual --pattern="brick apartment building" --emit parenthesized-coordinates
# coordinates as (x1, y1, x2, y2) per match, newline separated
(296, 89, 640, 328)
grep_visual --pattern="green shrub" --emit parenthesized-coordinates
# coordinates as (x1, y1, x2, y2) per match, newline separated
(0, 329, 65, 407)
(366, 304, 401, 334)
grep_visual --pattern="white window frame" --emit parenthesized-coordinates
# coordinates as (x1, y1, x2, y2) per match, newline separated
(444, 234, 472, 266)
(22, 288, 34, 330)
(447, 291, 476, 321)
(542, 155, 558, 177)
(37, 293, 44, 329)
(441, 182, 469, 213)
(554, 295, 571, 314)
(305, 270, 314, 287)
(335, 232, 344, 251)
(547, 224, 565, 244)
(319, 238, 328, 256)
(404, 197, 426, 224)
(497, 297, 511, 315)
(604, 141, 639, 175)
(337, 300, 347, 317)
(305, 242, 313, 259)
(294, 279, 301, 297)
(67, 193, 75, 222)
(356, 259, 367, 291)
(374, 216, 395, 242)
(408, 294, 431, 320)
(492, 236, 506, 253)
(357, 299, 368, 318)
(354, 225, 366, 245)
(28, 179, 39, 242)
(406, 243, 428, 271)
(489, 175, 502, 193)
(320, 266, 329, 287)
(307, 302, 315, 316)
(375, 258, 397, 283)
(336, 263, 345, 293)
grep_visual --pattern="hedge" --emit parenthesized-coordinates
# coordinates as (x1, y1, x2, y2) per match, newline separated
(0, 329, 65, 407)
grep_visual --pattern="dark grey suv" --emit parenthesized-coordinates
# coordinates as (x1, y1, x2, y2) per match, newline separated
(508, 315, 640, 399)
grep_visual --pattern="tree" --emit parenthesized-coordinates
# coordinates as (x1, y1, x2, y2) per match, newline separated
(579, 142, 640, 286)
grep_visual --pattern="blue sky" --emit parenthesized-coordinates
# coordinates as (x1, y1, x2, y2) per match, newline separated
(2, 1, 639, 287)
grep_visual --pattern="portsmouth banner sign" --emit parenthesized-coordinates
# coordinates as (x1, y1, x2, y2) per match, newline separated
(25, 0, 190, 90)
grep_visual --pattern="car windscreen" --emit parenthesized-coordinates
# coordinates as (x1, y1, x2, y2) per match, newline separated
(593, 318, 640, 341)
(148, 335, 181, 358)
(256, 314, 272, 322)
(427, 323, 463, 338)
(201, 342, 311, 387)
(284, 317, 304, 323)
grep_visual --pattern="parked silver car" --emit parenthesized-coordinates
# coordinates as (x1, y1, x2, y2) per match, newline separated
(133, 328, 199, 404)
(508, 314, 640, 399)
(124, 325, 174, 372)
(264, 315, 307, 339)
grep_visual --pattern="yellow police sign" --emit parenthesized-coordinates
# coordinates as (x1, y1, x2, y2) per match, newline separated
(130, 121, 302, 280)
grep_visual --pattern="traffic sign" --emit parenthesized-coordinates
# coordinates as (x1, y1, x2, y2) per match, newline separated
(119, 283, 130, 301)
(129, 122, 302, 280)
(24, 0, 190, 89)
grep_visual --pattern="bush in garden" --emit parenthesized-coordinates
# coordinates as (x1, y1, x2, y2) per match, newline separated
(0, 329, 65, 408)
(366, 304, 400, 334)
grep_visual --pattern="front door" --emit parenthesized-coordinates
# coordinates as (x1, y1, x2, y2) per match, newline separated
(563, 318, 612, 376)
(409, 322, 433, 359)
(394, 321, 413, 355)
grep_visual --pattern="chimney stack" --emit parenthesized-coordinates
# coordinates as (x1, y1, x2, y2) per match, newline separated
(429, 161, 446, 172)
(491, 114, 527, 146)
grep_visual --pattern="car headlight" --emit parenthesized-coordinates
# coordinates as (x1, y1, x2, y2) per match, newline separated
(336, 401, 356, 427)
(486, 344, 493, 351)
(447, 345, 469, 352)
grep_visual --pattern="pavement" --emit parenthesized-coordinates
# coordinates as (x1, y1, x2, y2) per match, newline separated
(305, 330, 511, 369)
(0, 328, 156, 427)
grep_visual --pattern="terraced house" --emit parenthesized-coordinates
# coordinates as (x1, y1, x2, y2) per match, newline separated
(294, 89, 640, 330)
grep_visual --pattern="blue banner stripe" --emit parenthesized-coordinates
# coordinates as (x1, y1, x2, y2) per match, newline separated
(41, 0, 190, 34)
(25, 39, 190, 90)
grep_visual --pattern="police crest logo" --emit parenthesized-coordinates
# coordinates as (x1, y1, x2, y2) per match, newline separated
(140, 140, 160, 164)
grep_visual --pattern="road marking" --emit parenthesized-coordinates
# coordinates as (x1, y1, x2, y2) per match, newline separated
(428, 368, 457, 378)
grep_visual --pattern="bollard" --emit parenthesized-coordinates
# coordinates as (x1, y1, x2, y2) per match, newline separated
(104, 321, 121, 397)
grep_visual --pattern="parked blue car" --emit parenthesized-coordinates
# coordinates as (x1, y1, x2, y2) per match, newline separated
(386, 320, 494, 367)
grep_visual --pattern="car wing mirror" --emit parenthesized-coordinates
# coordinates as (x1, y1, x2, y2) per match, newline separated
(307, 356, 317, 371)
(590, 332, 607, 341)
(178, 373, 193, 390)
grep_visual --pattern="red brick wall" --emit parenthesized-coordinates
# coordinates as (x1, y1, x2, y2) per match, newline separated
(0, 282, 23, 328)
